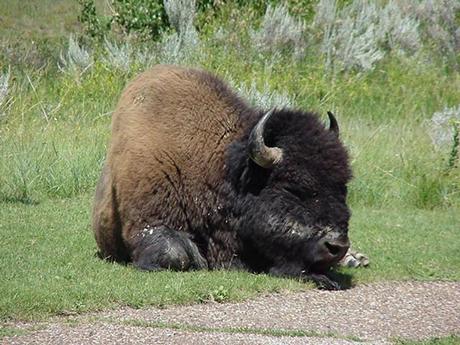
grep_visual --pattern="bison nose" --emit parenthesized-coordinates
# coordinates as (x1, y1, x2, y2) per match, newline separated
(320, 238, 349, 260)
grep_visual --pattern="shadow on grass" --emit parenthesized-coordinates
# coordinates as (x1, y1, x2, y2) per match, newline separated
(95, 250, 130, 264)
(95, 250, 355, 291)
(0, 195, 39, 205)
(328, 270, 354, 290)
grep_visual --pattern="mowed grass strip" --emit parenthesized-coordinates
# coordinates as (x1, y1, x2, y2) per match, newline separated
(1, 195, 458, 321)
(0, 195, 306, 322)
(119, 319, 363, 342)
(346, 206, 460, 282)
(394, 335, 460, 345)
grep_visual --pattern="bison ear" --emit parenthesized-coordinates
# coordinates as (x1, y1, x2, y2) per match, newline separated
(248, 109, 283, 169)
(327, 111, 339, 137)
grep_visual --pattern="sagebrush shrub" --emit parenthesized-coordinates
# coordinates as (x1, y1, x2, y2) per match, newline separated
(312, 0, 336, 29)
(378, 0, 421, 54)
(315, 0, 421, 72)
(229, 78, 294, 109)
(429, 104, 460, 149)
(251, 3, 307, 59)
(164, 0, 196, 34)
(159, 0, 200, 64)
(0, 69, 10, 118)
(102, 39, 132, 72)
(410, 0, 460, 68)
(325, 1, 383, 72)
(58, 36, 92, 74)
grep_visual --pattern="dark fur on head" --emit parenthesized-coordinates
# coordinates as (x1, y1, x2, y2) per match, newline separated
(223, 109, 352, 277)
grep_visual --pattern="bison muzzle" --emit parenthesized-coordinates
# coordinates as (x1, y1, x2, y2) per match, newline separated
(92, 65, 354, 289)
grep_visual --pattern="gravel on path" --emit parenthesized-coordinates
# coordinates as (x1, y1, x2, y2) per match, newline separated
(4, 323, 389, 345)
(3, 281, 459, 344)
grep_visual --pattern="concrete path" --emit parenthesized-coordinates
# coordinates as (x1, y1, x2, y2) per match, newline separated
(3, 282, 460, 344)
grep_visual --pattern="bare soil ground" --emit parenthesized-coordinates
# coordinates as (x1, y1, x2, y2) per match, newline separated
(3, 281, 459, 344)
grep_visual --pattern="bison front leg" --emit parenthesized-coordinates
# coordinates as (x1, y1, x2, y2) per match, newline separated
(337, 248, 369, 268)
(268, 264, 341, 290)
(131, 226, 208, 271)
(307, 273, 341, 290)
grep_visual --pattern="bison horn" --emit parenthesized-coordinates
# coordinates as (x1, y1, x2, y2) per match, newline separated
(327, 111, 339, 136)
(248, 109, 283, 169)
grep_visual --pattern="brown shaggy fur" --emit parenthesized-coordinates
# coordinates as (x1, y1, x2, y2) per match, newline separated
(93, 65, 354, 291)
(93, 65, 252, 263)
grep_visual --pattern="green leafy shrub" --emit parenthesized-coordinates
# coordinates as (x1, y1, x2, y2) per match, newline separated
(447, 122, 459, 171)
(78, 0, 112, 41)
(111, 0, 168, 40)
(78, 0, 168, 41)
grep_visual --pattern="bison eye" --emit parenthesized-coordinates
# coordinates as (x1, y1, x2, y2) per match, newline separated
(284, 187, 314, 201)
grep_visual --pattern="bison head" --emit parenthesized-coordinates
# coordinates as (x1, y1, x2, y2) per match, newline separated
(228, 109, 351, 285)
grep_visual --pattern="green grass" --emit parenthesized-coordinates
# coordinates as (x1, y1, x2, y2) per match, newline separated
(120, 319, 362, 342)
(394, 335, 460, 345)
(0, 326, 27, 339)
(1, 60, 458, 208)
(346, 207, 460, 282)
(0, 195, 306, 321)
(0, 0, 81, 41)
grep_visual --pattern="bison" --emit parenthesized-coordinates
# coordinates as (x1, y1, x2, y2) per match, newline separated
(92, 65, 362, 289)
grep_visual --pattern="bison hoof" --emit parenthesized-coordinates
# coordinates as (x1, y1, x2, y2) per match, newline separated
(132, 226, 208, 271)
(338, 248, 369, 268)
(308, 273, 341, 290)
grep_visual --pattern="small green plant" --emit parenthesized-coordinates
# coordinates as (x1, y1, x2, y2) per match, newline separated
(210, 285, 230, 303)
(199, 285, 230, 303)
(447, 121, 459, 171)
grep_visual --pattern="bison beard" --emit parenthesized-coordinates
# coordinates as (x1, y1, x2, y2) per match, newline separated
(92, 65, 353, 290)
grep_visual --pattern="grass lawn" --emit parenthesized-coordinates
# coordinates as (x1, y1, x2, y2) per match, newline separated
(0, 194, 458, 321)
(0, 195, 304, 321)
